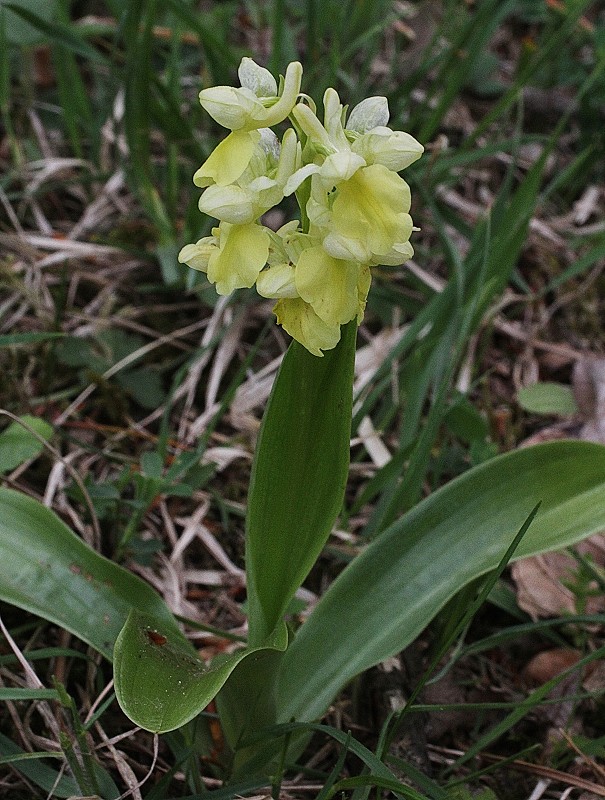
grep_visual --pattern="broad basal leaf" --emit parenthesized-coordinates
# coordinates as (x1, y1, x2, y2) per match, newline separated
(114, 611, 288, 733)
(0, 487, 187, 660)
(276, 441, 605, 723)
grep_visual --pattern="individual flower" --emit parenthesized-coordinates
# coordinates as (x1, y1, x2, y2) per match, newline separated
(178, 221, 269, 296)
(198, 58, 303, 132)
(319, 164, 415, 264)
(346, 96, 424, 172)
(285, 89, 422, 266)
(350, 126, 425, 172)
(255, 224, 371, 355)
(196, 128, 300, 225)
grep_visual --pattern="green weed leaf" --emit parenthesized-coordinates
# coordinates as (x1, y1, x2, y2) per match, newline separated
(0, 415, 53, 473)
(0, 733, 78, 798)
(517, 382, 578, 416)
(0, 332, 64, 346)
(3, 1, 106, 60)
(0, 0, 56, 46)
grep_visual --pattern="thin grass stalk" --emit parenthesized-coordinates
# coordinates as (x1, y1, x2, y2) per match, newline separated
(269, 0, 286, 73)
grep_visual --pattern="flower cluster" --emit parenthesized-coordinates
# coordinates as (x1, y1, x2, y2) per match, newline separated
(179, 58, 423, 356)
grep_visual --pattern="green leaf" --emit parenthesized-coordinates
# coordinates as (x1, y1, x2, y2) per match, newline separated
(444, 395, 489, 443)
(0, 332, 65, 346)
(241, 721, 432, 798)
(245, 321, 356, 645)
(0, 733, 78, 798)
(0, 486, 188, 660)
(0, 688, 59, 700)
(117, 366, 165, 409)
(0, 415, 53, 473)
(276, 441, 605, 723)
(3, 1, 106, 61)
(517, 382, 578, 416)
(114, 611, 288, 733)
(0, 0, 56, 46)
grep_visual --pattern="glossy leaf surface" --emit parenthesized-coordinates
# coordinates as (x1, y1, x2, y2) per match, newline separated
(246, 321, 356, 645)
(276, 441, 605, 722)
(0, 486, 187, 660)
(114, 612, 288, 733)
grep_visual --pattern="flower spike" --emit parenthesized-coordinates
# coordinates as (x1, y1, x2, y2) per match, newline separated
(181, 58, 423, 355)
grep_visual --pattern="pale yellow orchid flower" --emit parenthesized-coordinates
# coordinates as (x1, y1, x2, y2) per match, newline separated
(256, 228, 370, 355)
(198, 58, 303, 132)
(321, 164, 414, 264)
(197, 128, 300, 225)
(178, 222, 269, 296)
(270, 257, 371, 357)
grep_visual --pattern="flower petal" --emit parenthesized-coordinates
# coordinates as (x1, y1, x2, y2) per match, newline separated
(370, 240, 414, 267)
(322, 88, 349, 151)
(256, 263, 298, 298)
(259, 61, 303, 128)
(275, 128, 302, 187)
(352, 127, 424, 172)
(319, 151, 366, 186)
(274, 297, 341, 356)
(198, 86, 263, 130)
(198, 184, 256, 224)
(330, 164, 412, 258)
(321, 230, 371, 262)
(284, 163, 320, 196)
(291, 102, 334, 151)
(295, 247, 360, 326)
(193, 130, 260, 188)
(207, 223, 269, 295)
(346, 96, 390, 133)
(238, 57, 277, 97)
(178, 237, 217, 272)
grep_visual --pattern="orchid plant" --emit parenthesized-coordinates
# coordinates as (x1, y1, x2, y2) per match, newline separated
(1, 58, 605, 791)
